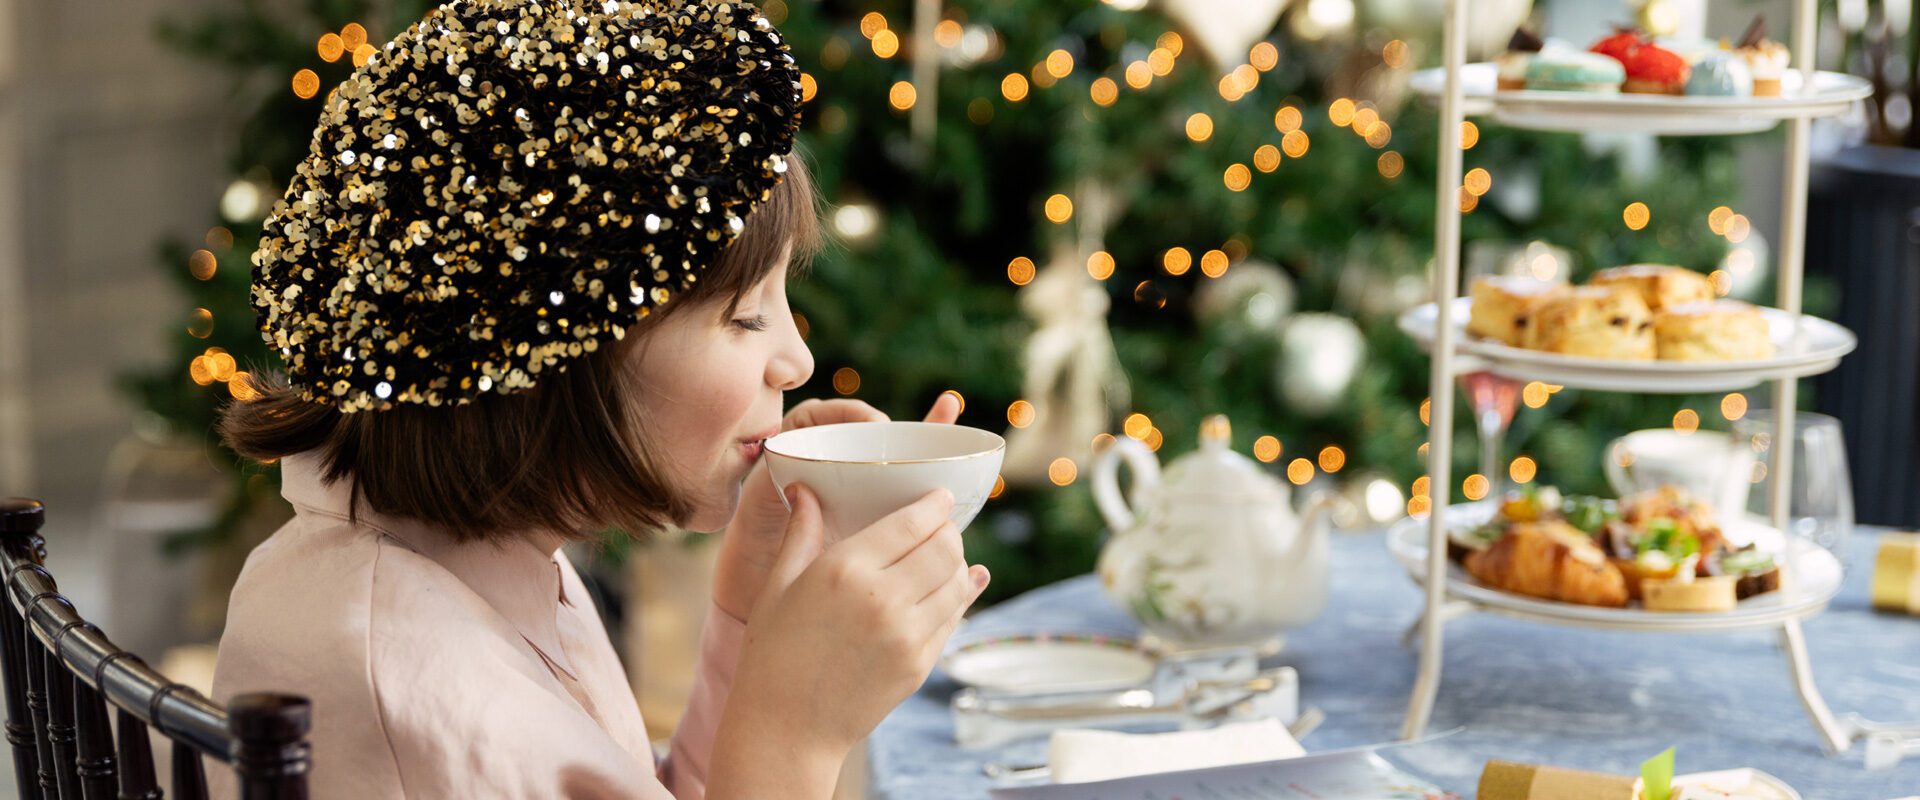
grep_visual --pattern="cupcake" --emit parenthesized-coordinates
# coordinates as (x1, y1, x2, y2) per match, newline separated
(1735, 15, 1790, 97)
(1685, 51, 1753, 97)
(1497, 27, 1546, 91)
(1526, 50, 1626, 93)
(1622, 43, 1689, 94)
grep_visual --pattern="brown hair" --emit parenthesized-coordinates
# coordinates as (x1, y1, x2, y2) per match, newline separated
(221, 150, 822, 542)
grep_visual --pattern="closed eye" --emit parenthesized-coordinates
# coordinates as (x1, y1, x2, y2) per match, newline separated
(731, 314, 769, 332)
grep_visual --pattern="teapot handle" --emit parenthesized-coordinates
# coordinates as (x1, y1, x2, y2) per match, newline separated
(1091, 437, 1161, 534)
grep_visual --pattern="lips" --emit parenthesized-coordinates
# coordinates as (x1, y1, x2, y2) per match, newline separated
(739, 424, 782, 461)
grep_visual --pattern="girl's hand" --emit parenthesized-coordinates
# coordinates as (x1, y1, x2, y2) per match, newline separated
(712, 393, 962, 622)
(710, 484, 988, 794)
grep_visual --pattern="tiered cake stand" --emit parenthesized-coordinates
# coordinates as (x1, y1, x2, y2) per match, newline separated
(1398, 0, 1881, 756)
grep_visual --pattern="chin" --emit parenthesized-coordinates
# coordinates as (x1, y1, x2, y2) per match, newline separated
(678, 485, 742, 533)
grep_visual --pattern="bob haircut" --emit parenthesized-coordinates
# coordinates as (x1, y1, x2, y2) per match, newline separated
(221, 150, 822, 542)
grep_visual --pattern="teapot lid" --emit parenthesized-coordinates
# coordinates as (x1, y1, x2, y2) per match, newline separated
(1161, 415, 1291, 500)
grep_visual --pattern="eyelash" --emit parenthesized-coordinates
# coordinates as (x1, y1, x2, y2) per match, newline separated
(731, 314, 769, 332)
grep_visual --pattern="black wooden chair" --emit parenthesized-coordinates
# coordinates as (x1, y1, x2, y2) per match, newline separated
(0, 497, 310, 799)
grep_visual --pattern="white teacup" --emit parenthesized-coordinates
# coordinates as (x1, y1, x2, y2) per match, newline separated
(1604, 428, 1755, 517)
(763, 421, 1006, 543)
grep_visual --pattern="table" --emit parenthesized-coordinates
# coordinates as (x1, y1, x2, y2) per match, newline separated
(867, 528, 1920, 798)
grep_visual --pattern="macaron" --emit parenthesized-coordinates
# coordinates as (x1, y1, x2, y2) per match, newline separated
(1525, 50, 1626, 93)
(1684, 51, 1753, 97)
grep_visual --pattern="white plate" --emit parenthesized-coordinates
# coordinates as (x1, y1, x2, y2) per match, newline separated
(1675, 768, 1803, 800)
(1398, 298, 1856, 393)
(1410, 64, 1869, 135)
(941, 631, 1158, 694)
(1386, 500, 1842, 633)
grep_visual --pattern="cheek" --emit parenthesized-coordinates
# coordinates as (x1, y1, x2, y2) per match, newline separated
(629, 328, 762, 480)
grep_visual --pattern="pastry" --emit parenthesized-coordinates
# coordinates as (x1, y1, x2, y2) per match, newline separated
(1612, 551, 1686, 601)
(1497, 28, 1546, 90)
(1589, 264, 1715, 311)
(1656, 36, 1724, 67)
(1526, 50, 1626, 93)
(1466, 520, 1631, 607)
(1712, 547, 1784, 600)
(1523, 286, 1655, 360)
(1642, 575, 1738, 612)
(1653, 300, 1776, 361)
(1589, 27, 1646, 65)
(1621, 43, 1689, 94)
(1467, 275, 1567, 346)
(1686, 51, 1754, 97)
(1735, 15, 1790, 97)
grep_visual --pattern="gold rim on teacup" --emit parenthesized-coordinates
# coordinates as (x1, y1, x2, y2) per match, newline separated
(763, 421, 1006, 465)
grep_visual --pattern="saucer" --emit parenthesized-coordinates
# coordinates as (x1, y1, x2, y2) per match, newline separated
(941, 631, 1158, 694)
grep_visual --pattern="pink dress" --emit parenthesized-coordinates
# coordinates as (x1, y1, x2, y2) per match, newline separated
(210, 453, 745, 798)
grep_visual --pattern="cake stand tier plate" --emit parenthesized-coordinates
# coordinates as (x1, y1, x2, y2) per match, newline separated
(1398, 298, 1856, 393)
(1386, 500, 1843, 634)
(1410, 63, 1869, 135)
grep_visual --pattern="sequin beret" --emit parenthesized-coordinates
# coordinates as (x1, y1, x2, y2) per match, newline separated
(252, 0, 802, 412)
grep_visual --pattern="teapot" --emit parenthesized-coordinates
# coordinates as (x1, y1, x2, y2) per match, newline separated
(1093, 415, 1332, 649)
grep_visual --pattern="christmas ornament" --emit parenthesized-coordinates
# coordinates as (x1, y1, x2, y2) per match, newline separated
(1275, 312, 1364, 416)
(1362, 0, 1532, 56)
(1160, 0, 1288, 69)
(253, 0, 803, 412)
(1330, 471, 1406, 528)
(1192, 260, 1295, 336)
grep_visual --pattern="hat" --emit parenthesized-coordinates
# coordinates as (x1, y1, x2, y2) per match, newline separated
(252, 0, 802, 412)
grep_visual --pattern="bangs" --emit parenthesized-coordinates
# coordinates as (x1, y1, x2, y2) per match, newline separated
(675, 148, 822, 316)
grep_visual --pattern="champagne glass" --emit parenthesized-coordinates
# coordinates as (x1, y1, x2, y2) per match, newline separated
(1460, 241, 1571, 497)
(1733, 410, 1854, 562)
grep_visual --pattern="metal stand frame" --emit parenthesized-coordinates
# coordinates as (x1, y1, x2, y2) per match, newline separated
(1399, 0, 1870, 756)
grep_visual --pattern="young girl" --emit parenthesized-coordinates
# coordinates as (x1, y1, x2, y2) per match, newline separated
(209, 1, 987, 797)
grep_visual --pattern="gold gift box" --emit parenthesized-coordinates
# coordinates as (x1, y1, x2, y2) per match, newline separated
(1871, 532, 1920, 615)
(1479, 760, 1641, 799)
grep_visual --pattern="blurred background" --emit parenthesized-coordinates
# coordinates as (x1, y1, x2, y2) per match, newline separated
(0, 0, 1915, 795)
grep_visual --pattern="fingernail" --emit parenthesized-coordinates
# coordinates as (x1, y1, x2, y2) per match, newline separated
(971, 566, 990, 590)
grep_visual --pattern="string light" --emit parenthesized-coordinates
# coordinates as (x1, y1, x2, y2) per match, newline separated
(352, 45, 376, 67)
(888, 81, 916, 110)
(1460, 121, 1480, 149)
(1281, 130, 1309, 157)
(1007, 256, 1036, 285)
(859, 12, 888, 38)
(1200, 249, 1229, 278)
(1156, 31, 1184, 56)
(1123, 413, 1152, 440)
(1044, 193, 1073, 223)
(1049, 457, 1077, 486)
(1045, 49, 1074, 79)
(1464, 167, 1491, 196)
(229, 373, 259, 401)
(1091, 77, 1118, 106)
(800, 73, 818, 102)
(1624, 202, 1651, 230)
(1460, 188, 1478, 213)
(1185, 112, 1214, 142)
(934, 19, 963, 48)
(1086, 251, 1115, 280)
(1002, 73, 1030, 102)
(1286, 458, 1313, 485)
(1125, 61, 1152, 89)
(1412, 476, 1431, 497)
(1383, 39, 1409, 68)
(340, 22, 368, 50)
(1254, 144, 1281, 173)
(872, 29, 900, 58)
(1223, 163, 1252, 191)
(1463, 473, 1490, 500)
(1725, 214, 1752, 243)
(1148, 48, 1175, 76)
(1709, 206, 1734, 235)
(1522, 381, 1550, 408)
(189, 249, 218, 280)
(1250, 42, 1279, 71)
(1144, 427, 1165, 452)
(1008, 400, 1037, 428)
(1377, 151, 1404, 179)
(1407, 494, 1432, 518)
(1274, 106, 1302, 133)
(1254, 435, 1282, 462)
(1364, 122, 1391, 148)
(1163, 247, 1192, 276)
(1673, 408, 1700, 433)
(1510, 456, 1537, 484)
(832, 367, 861, 395)
(1352, 107, 1380, 134)
(1721, 393, 1748, 420)
(317, 33, 345, 62)
(1419, 397, 1431, 425)
(189, 356, 215, 386)
(208, 349, 237, 382)
(1318, 445, 1346, 472)
(1329, 98, 1356, 126)
(292, 69, 321, 99)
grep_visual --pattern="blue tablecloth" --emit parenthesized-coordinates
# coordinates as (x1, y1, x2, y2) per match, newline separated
(867, 528, 1920, 798)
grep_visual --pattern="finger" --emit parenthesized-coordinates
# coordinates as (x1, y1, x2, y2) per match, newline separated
(921, 566, 989, 655)
(844, 488, 954, 567)
(786, 398, 887, 429)
(884, 522, 963, 602)
(765, 484, 826, 598)
(922, 391, 961, 424)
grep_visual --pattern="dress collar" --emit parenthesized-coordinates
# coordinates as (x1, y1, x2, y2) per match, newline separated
(277, 452, 581, 680)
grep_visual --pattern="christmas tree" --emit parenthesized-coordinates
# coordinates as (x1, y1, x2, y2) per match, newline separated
(132, 0, 1759, 602)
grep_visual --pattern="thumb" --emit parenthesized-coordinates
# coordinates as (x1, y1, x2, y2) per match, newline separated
(765, 483, 826, 598)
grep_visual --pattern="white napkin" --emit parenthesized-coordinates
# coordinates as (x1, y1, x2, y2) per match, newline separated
(1047, 718, 1306, 784)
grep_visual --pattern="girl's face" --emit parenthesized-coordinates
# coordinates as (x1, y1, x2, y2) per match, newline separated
(625, 246, 813, 532)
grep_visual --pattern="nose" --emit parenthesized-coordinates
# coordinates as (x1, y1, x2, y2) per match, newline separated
(767, 312, 814, 391)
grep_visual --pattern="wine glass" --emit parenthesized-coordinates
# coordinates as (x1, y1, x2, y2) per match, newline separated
(1732, 410, 1855, 562)
(1460, 241, 1572, 497)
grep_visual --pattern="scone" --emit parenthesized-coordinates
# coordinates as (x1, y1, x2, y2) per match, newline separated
(1653, 300, 1776, 361)
(1524, 286, 1655, 360)
(1467, 275, 1567, 346)
(1589, 264, 1715, 311)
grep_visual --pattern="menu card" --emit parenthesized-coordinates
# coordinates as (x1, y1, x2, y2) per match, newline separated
(988, 748, 1455, 800)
